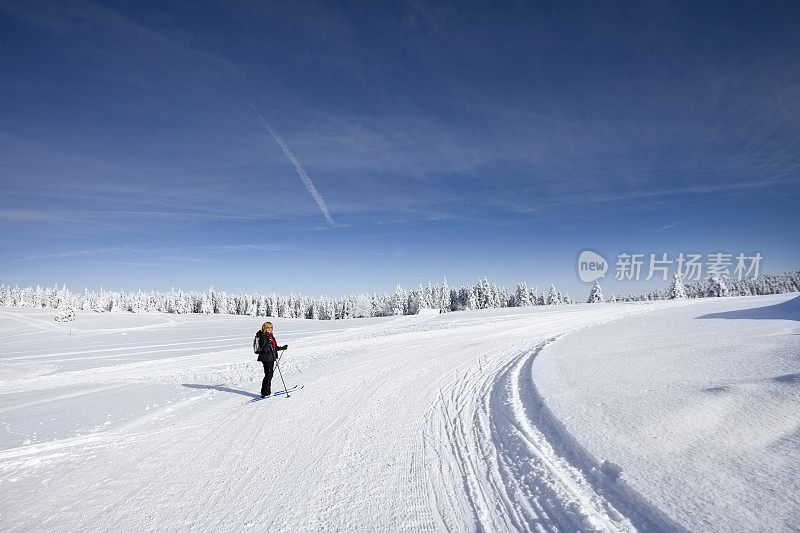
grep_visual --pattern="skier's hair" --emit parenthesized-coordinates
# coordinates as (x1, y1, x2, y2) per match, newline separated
(261, 322, 273, 333)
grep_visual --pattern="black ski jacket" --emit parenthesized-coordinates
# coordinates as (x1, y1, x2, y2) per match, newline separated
(255, 331, 278, 363)
(256, 331, 287, 363)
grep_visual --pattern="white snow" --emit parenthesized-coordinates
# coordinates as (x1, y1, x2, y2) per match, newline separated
(533, 293, 800, 532)
(0, 295, 797, 531)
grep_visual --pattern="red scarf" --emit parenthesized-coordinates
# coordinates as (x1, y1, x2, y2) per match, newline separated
(266, 332, 277, 352)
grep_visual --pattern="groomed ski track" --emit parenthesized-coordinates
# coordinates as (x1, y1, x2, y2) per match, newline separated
(1, 302, 683, 531)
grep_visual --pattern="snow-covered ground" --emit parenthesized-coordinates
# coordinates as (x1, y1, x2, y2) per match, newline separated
(0, 294, 797, 531)
(533, 293, 800, 532)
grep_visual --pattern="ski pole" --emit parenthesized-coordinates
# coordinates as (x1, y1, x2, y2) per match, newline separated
(274, 353, 290, 398)
(276, 347, 286, 366)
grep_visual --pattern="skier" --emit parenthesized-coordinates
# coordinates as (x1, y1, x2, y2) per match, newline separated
(255, 322, 288, 397)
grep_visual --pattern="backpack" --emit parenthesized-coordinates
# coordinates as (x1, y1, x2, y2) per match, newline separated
(253, 331, 265, 355)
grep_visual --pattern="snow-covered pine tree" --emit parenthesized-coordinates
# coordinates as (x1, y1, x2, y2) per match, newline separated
(537, 290, 546, 306)
(515, 282, 531, 306)
(370, 292, 381, 317)
(213, 290, 227, 314)
(392, 286, 406, 316)
(325, 297, 336, 320)
(547, 285, 560, 305)
(425, 282, 435, 309)
(466, 285, 478, 310)
(110, 291, 122, 313)
(706, 274, 729, 297)
(199, 289, 213, 314)
(529, 287, 542, 306)
(438, 277, 450, 313)
(130, 291, 145, 313)
(668, 273, 687, 299)
(588, 281, 604, 303)
(55, 304, 76, 322)
(413, 284, 427, 314)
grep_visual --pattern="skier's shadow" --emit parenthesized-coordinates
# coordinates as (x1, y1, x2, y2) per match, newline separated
(182, 383, 259, 399)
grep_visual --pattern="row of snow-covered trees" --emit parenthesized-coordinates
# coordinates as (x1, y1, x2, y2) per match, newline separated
(608, 270, 800, 302)
(0, 278, 573, 319)
(1, 271, 798, 319)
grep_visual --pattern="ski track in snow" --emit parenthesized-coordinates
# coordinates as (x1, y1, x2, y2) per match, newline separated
(422, 309, 690, 533)
(0, 302, 707, 531)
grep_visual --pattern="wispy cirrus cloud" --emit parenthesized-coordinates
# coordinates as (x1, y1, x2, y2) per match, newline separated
(16, 247, 125, 262)
(13, 242, 308, 263)
(0, 209, 78, 222)
(658, 222, 679, 232)
(510, 177, 800, 214)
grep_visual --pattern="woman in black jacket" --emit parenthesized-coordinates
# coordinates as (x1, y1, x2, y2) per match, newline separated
(255, 321, 287, 397)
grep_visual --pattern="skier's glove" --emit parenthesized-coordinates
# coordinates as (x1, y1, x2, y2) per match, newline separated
(279, 344, 288, 350)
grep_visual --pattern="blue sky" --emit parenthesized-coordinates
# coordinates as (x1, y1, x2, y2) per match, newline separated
(1, 0, 799, 298)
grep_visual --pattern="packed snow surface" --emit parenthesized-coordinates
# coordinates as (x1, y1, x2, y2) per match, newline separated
(0, 294, 797, 531)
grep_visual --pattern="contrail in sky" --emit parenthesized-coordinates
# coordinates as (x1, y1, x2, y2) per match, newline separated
(248, 102, 335, 226)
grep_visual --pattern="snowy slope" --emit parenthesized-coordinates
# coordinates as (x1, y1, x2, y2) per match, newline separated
(533, 294, 800, 532)
(0, 296, 796, 531)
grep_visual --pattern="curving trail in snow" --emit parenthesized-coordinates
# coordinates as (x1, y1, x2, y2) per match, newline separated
(1, 302, 694, 531)
(426, 340, 631, 532)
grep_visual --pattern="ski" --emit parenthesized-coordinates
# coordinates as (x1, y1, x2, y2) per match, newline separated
(246, 385, 302, 403)
(272, 385, 300, 397)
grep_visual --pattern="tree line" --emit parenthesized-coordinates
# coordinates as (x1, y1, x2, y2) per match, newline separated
(1, 271, 798, 319)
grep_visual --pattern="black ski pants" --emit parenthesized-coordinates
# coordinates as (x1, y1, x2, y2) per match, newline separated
(261, 360, 275, 396)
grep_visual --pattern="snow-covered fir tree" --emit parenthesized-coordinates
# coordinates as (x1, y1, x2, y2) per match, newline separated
(439, 277, 450, 313)
(515, 282, 531, 306)
(547, 285, 560, 305)
(668, 273, 687, 299)
(391, 286, 406, 315)
(55, 304, 76, 322)
(706, 274, 729, 297)
(587, 281, 604, 303)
